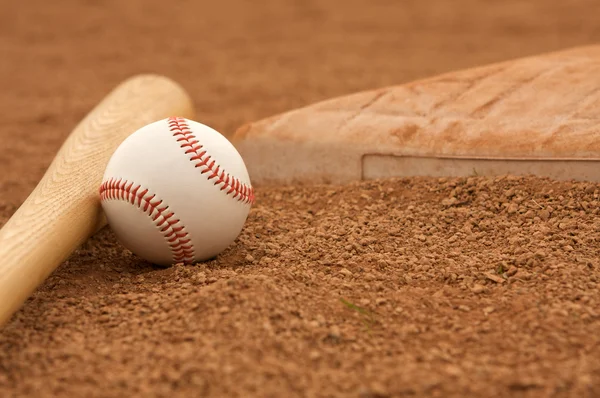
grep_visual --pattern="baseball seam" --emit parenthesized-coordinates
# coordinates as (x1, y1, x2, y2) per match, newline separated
(167, 117, 255, 205)
(99, 178, 195, 264)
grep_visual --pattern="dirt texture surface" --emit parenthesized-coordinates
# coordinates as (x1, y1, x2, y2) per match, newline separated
(2, 1, 600, 397)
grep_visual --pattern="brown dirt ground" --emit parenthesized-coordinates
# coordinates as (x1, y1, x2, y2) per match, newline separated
(2, 1, 600, 397)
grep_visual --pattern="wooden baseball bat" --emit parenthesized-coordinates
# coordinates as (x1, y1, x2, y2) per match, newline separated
(0, 74, 195, 327)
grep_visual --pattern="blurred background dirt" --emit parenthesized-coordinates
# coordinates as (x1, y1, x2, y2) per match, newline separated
(1, 1, 600, 397)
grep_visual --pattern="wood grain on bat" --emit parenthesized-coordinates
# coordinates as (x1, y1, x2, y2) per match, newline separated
(0, 74, 195, 327)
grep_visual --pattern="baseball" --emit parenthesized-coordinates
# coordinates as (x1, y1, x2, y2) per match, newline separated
(99, 117, 254, 266)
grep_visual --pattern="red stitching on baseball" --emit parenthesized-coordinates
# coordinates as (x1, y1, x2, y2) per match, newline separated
(99, 178, 195, 264)
(167, 117, 255, 205)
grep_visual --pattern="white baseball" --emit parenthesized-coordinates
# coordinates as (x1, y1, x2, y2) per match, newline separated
(99, 117, 254, 266)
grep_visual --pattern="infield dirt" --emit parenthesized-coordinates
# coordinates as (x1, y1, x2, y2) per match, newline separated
(1, 1, 600, 397)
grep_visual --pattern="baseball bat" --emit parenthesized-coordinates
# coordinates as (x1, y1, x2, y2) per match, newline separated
(0, 74, 195, 327)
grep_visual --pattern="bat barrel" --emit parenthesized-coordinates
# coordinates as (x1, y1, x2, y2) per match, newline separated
(0, 74, 195, 327)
